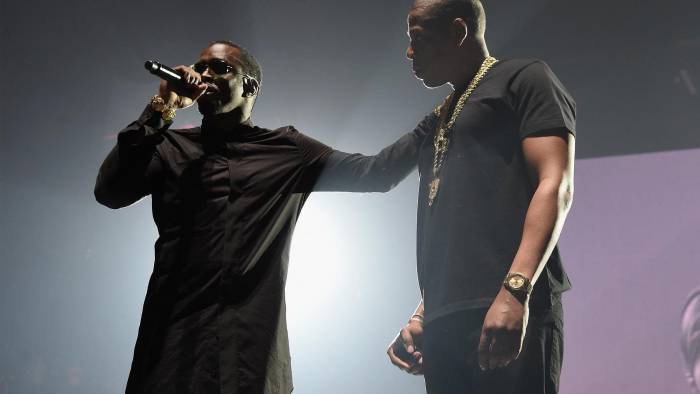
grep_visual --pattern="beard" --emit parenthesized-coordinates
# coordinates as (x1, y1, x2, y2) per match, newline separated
(197, 94, 227, 115)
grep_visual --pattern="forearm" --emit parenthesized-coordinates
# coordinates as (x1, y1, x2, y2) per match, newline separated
(94, 142, 155, 208)
(94, 106, 168, 208)
(314, 132, 422, 193)
(509, 177, 573, 284)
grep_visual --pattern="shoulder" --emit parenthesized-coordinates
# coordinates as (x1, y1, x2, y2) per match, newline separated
(167, 126, 201, 138)
(496, 57, 543, 71)
(277, 125, 315, 144)
(253, 125, 287, 140)
(278, 125, 299, 136)
(493, 58, 558, 83)
(501, 58, 573, 100)
(279, 125, 333, 160)
(270, 125, 302, 144)
(248, 125, 316, 151)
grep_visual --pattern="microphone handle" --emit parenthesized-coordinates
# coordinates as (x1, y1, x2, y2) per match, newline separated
(144, 60, 217, 97)
(144, 60, 184, 84)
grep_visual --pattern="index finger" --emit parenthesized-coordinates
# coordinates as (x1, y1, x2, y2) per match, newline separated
(477, 329, 491, 371)
(400, 328, 416, 354)
(173, 64, 195, 73)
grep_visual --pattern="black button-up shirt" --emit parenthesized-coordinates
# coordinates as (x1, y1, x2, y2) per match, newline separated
(95, 108, 433, 393)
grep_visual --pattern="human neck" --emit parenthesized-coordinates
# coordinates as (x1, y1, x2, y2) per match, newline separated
(449, 40, 490, 91)
(201, 109, 252, 131)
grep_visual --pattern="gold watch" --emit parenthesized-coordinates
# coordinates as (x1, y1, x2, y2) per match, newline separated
(503, 272, 532, 299)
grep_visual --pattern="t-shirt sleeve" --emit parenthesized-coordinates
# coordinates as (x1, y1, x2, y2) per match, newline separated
(509, 60, 576, 139)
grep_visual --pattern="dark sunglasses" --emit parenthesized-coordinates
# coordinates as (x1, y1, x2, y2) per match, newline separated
(192, 59, 237, 75)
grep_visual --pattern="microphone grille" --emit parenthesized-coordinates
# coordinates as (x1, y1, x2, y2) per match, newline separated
(144, 60, 159, 72)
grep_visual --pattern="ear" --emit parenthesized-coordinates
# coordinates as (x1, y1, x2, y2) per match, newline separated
(452, 18, 469, 46)
(242, 76, 259, 97)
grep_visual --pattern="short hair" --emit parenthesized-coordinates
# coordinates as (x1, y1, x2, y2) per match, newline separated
(417, 0, 486, 38)
(681, 288, 700, 391)
(209, 40, 263, 86)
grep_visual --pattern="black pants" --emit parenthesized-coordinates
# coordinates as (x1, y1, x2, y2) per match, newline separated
(422, 299, 563, 394)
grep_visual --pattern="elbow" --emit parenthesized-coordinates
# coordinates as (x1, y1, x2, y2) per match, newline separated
(538, 176, 573, 212)
(564, 185, 574, 209)
(557, 179, 574, 213)
(94, 184, 123, 209)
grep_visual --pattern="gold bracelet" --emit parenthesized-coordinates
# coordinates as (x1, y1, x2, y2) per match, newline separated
(150, 95, 176, 121)
(161, 106, 177, 121)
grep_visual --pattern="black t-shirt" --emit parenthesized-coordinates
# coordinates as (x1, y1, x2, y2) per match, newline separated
(416, 59, 576, 322)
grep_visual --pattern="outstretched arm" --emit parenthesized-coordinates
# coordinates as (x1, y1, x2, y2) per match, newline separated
(292, 113, 436, 193)
(313, 129, 428, 193)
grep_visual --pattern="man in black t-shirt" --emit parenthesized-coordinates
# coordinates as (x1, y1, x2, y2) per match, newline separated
(386, 1, 576, 393)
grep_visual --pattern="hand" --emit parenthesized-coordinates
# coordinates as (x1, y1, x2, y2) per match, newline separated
(387, 320, 424, 375)
(478, 288, 529, 370)
(157, 65, 209, 109)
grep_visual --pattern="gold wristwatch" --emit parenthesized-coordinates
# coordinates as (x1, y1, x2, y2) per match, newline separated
(503, 272, 532, 300)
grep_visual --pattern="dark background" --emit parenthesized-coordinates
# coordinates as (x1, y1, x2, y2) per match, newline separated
(1, 0, 699, 393)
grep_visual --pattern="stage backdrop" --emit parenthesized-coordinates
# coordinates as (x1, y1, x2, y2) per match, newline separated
(555, 149, 700, 394)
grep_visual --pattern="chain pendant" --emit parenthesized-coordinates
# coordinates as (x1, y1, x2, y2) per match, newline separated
(428, 177, 441, 206)
(426, 56, 498, 207)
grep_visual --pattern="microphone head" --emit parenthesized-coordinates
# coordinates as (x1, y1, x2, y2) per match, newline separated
(144, 60, 182, 83)
(144, 60, 159, 73)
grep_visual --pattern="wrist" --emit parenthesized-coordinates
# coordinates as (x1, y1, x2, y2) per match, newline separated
(498, 286, 529, 307)
(408, 313, 424, 326)
(150, 95, 177, 121)
(502, 272, 532, 303)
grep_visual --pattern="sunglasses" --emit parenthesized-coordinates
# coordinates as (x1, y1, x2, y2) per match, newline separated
(192, 58, 237, 75)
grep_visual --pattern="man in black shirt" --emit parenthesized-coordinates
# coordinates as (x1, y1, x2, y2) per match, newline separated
(95, 40, 431, 393)
(386, 1, 576, 393)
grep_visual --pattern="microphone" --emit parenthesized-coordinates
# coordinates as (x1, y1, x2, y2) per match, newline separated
(144, 60, 216, 92)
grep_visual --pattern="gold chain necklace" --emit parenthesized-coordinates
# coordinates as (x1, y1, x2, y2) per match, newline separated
(427, 56, 498, 206)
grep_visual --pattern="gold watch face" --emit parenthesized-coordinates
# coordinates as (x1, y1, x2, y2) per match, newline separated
(508, 276, 526, 290)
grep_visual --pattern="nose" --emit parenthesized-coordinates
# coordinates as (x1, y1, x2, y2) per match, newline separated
(406, 45, 414, 60)
(200, 67, 214, 82)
